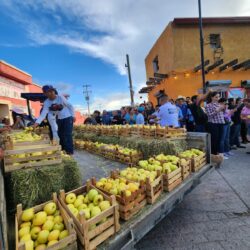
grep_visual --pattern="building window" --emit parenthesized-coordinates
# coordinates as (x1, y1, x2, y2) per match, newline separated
(153, 56, 159, 73)
(209, 34, 221, 49)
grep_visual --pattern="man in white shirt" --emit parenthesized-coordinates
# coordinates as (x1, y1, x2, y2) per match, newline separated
(34, 85, 75, 154)
(158, 95, 179, 127)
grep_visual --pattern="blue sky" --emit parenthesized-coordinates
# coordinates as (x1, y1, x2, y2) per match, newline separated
(0, 0, 248, 113)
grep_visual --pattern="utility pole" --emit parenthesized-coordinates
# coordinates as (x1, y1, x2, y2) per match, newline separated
(83, 84, 91, 116)
(198, 0, 206, 94)
(125, 54, 135, 107)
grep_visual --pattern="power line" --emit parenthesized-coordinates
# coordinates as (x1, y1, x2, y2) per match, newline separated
(83, 84, 91, 116)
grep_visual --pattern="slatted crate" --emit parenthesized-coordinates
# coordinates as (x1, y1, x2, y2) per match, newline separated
(4, 144, 62, 173)
(191, 153, 207, 172)
(92, 175, 147, 221)
(120, 125, 131, 137)
(115, 150, 143, 165)
(180, 159, 192, 180)
(16, 193, 77, 250)
(142, 126, 156, 138)
(59, 182, 120, 250)
(114, 169, 163, 204)
(163, 167, 182, 192)
(130, 126, 142, 137)
(166, 127, 187, 138)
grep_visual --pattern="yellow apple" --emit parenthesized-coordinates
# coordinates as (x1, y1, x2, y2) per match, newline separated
(47, 240, 58, 246)
(90, 206, 101, 218)
(43, 202, 57, 215)
(18, 226, 30, 238)
(33, 211, 47, 226)
(20, 234, 31, 242)
(37, 230, 49, 244)
(77, 194, 85, 201)
(48, 229, 60, 241)
(79, 208, 90, 219)
(53, 215, 63, 224)
(46, 216, 54, 221)
(65, 193, 76, 204)
(78, 204, 88, 211)
(87, 189, 98, 202)
(42, 220, 54, 231)
(53, 222, 64, 231)
(74, 198, 83, 208)
(93, 194, 103, 206)
(99, 201, 111, 211)
(59, 230, 69, 240)
(21, 208, 34, 222)
(20, 222, 31, 228)
(25, 240, 34, 250)
(53, 210, 60, 216)
(35, 244, 46, 250)
(30, 226, 41, 240)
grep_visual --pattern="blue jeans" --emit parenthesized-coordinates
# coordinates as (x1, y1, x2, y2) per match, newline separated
(230, 124, 241, 147)
(58, 117, 74, 154)
(221, 124, 230, 153)
(207, 123, 224, 154)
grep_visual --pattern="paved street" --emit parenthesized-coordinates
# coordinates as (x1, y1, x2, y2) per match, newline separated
(136, 146, 250, 250)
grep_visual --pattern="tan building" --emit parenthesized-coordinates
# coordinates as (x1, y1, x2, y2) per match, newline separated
(142, 17, 250, 105)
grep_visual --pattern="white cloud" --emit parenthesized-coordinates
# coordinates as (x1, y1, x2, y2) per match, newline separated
(1, 0, 249, 99)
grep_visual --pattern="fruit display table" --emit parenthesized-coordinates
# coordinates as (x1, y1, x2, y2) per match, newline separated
(98, 163, 214, 250)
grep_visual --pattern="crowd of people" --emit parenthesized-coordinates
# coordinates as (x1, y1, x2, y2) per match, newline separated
(86, 91, 250, 158)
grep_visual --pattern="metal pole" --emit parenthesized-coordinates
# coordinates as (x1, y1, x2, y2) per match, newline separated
(83, 85, 91, 116)
(125, 54, 135, 106)
(198, 0, 206, 94)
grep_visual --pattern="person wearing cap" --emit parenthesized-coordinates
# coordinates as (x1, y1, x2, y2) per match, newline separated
(34, 85, 75, 155)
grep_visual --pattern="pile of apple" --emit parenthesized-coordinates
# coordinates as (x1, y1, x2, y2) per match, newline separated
(11, 128, 42, 143)
(119, 167, 157, 183)
(179, 148, 204, 159)
(96, 177, 139, 197)
(65, 189, 111, 225)
(18, 202, 69, 250)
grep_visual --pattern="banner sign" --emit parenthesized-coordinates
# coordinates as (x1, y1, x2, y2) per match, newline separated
(0, 76, 25, 99)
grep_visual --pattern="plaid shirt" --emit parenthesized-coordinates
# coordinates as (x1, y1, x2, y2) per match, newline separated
(205, 102, 225, 124)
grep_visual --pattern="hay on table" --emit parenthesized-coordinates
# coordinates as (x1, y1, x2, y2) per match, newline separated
(5, 157, 81, 212)
(74, 132, 187, 158)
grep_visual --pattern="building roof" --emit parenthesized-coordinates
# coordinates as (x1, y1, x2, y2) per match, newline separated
(0, 60, 31, 76)
(173, 16, 250, 25)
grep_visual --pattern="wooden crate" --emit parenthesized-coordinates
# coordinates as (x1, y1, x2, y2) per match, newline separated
(130, 126, 142, 137)
(142, 126, 156, 138)
(4, 144, 62, 173)
(163, 167, 182, 192)
(180, 159, 192, 180)
(115, 169, 163, 204)
(16, 193, 77, 250)
(191, 153, 207, 172)
(92, 175, 147, 221)
(116, 150, 143, 165)
(155, 126, 167, 138)
(59, 182, 120, 250)
(120, 126, 131, 137)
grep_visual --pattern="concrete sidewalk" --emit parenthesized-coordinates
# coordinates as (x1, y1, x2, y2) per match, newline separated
(136, 146, 250, 250)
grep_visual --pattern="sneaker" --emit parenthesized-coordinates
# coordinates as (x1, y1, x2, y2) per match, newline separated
(223, 155, 229, 160)
(237, 145, 246, 148)
(226, 152, 234, 156)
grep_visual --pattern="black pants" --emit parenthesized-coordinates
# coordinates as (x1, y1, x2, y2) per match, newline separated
(207, 123, 224, 155)
(58, 117, 74, 154)
(241, 121, 248, 142)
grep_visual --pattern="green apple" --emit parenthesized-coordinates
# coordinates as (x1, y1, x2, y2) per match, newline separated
(71, 208, 79, 217)
(48, 229, 60, 241)
(43, 202, 57, 215)
(88, 203, 95, 210)
(53, 215, 63, 224)
(74, 198, 83, 208)
(83, 196, 89, 204)
(93, 194, 104, 206)
(90, 206, 101, 218)
(30, 226, 41, 240)
(20, 233, 31, 242)
(67, 204, 75, 210)
(99, 201, 111, 211)
(37, 230, 49, 244)
(21, 208, 34, 222)
(42, 220, 54, 231)
(33, 211, 47, 226)
(87, 189, 98, 202)
(65, 193, 76, 204)
(53, 222, 64, 231)
(59, 230, 69, 240)
(18, 226, 30, 238)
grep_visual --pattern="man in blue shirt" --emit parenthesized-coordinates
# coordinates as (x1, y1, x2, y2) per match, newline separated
(34, 85, 75, 155)
(176, 96, 188, 127)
